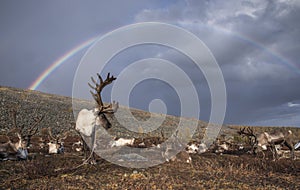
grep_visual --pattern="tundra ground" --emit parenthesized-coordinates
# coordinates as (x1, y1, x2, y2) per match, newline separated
(1, 146, 299, 189)
(1, 86, 299, 189)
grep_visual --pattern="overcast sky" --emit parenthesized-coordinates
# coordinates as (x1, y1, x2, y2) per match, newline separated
(1, 0, 300, 127)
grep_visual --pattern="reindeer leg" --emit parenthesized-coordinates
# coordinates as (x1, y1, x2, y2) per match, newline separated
(270, 143, 278, 161)
(92, 152, 98, 165)
(291, 147, 295, 160)
(256, 146, 265, 160)
(284, 141, 295, 160)
(82, 137, 88, 159)
(259, 149, 265, 160)
(90, 125, 98, 164)
(83, 125, 97, 165)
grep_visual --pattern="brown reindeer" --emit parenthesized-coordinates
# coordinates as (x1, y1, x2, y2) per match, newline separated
(238, 127, 295, 160)
(0, 132, 27, 160)
(75, 73, 119, 164)
(9, 109, 44, 148)
(0, 109, 44, 160)
(238, 127, 257, 153)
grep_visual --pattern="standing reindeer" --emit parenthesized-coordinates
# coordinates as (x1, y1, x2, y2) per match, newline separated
(75, 73, 119, 164)
(238, 127, 295, 160)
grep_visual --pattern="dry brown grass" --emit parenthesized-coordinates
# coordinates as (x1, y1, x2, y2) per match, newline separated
(1, 143, 300, 189)
(1, 86, 300, 189)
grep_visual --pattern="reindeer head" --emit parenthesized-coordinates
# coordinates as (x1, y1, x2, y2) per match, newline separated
(47, 128, 69, 143)
(5, 131, 27, 150)
(97, 113, 111, 129)
(47, 128, 69, 154)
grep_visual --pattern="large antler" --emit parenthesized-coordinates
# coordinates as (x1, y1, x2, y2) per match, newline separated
(9, 108, 44, 136)
(9, 109, 18, 130)
(47, 128, 69, 143)
(24, 114, 44, 138)
(88, 72, 118, 113)
(8, 108, 44, 148)
(48, 128, 57, 142)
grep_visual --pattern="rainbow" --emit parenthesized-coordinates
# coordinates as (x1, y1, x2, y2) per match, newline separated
(28, 37, 97, 90)
(180, 22, 300, 74)
(28, 26, 300, 91)
(228, 31, 300, 74)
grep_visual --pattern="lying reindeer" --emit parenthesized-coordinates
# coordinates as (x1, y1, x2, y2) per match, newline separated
(161, 131, 193, 164)
(72, 140, 83, 152)
(47, 128, 69, 154)
(239, 127, 295, 160)
(0, 108, 44, 160)
(9, 109, 44, 149)
(256, 130, 294, 160)
(0, 133, 27, 160)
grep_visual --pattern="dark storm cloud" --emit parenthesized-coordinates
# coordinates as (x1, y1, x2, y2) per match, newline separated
(135, 0, 300, 126)
(1, 0, 299, 127)
(0, 0, 164, 89)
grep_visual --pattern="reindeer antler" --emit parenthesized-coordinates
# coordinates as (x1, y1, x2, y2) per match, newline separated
(238, 127, 253, 136)
(9, 109, 18, 130)
(48, 128, 57, 142)
(100, 100, 119, 113)
(238, 127, 257, 146)
(88, 72, 118, 113)
(24, 114, 44, 138)
(48, 127, 70, 143)
(9, 108, 44, 137)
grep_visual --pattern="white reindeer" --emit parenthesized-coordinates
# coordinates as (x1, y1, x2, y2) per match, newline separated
(111, 138, 135, 147)
(75, 73, 119, 164)
(186, 142, 207, 154)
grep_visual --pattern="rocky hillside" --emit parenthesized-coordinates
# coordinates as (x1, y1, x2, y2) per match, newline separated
(0, 86, 74, 133)
(1, 86, 298, 141)
(0, 86, 210, 139)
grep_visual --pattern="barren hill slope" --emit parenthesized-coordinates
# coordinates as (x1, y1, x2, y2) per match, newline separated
(1, 86, 299, 139)
(0, 86, 210, 139)
(0, 86, 74, 133)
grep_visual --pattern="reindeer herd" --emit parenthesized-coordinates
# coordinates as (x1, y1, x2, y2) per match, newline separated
(0, 109, 71, 160)
(237, 127, 297, 160)
(1, 73, 299, 165)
